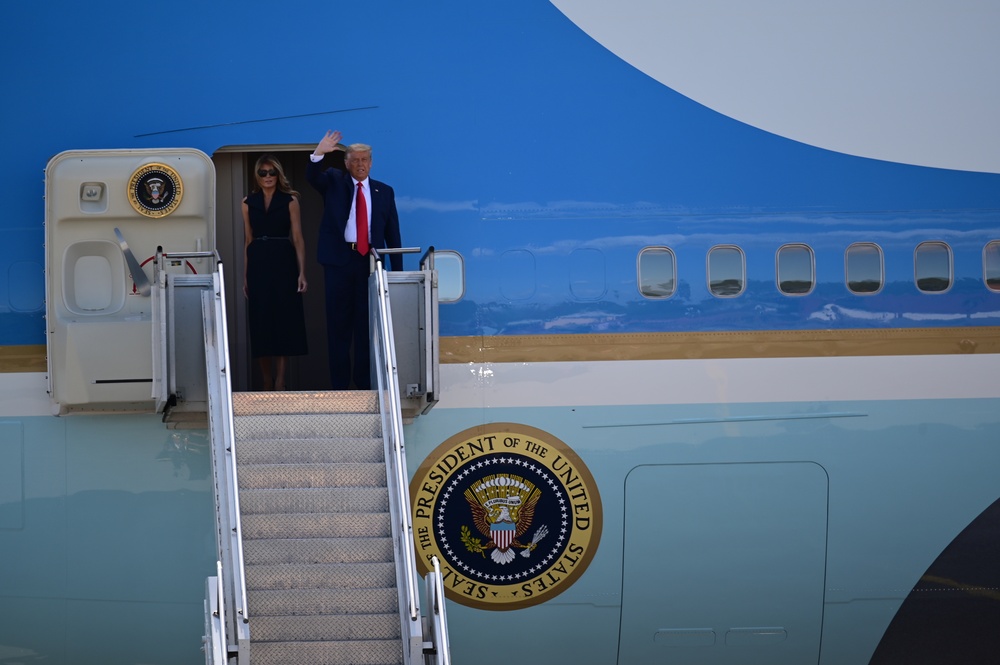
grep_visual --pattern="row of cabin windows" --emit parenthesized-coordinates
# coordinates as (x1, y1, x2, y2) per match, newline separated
(431, 241, 1000, 303)
(639, 240, 1000, 299)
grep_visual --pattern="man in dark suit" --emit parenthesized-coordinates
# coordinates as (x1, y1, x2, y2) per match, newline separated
(307, 130, 403, 389)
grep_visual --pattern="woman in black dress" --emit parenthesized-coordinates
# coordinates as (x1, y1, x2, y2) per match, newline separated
(242, 155, 308, 390)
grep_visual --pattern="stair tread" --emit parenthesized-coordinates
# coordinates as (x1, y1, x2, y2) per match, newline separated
(248, 586, 399, 616)
(234, 413, 382, 441)
(250, 612, 401, 641)
(235, 439, 385, 466)
(244, 537, 394, 564)
(238, 463, 388, 490)
(239, 487, 389, 516)
(249, 637, 403, 665)
(233, 390, 378, 415)
(241, 512, 391, 539)
(246, 561, 397, 591)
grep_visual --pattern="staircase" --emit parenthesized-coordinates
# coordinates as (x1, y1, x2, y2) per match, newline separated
(232, 390, 405, 665)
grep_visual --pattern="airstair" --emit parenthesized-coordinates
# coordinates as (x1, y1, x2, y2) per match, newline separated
(42, 149, 448, 663)
(192, 251, 449, 665)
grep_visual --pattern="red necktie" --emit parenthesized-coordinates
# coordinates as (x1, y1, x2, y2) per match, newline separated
(355, 181, 369, 256)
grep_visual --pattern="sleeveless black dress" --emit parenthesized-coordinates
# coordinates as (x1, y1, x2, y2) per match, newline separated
(245, 190, 308, 358)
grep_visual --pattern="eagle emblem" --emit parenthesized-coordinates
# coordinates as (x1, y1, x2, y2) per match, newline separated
(143, 176, 166, 205)
(462, 473, 549, 564)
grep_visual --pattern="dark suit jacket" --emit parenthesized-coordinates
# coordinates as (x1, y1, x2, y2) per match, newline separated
(306, 157, 403, 271)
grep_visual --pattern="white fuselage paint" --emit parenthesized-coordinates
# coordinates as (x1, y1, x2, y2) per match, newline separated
(552, 0, 1000, 174)
(438, 354, 1000, 408)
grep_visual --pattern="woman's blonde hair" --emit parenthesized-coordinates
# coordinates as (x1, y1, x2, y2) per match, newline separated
(253, 154, 299, 196)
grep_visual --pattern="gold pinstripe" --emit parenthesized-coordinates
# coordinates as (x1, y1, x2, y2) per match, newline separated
(4, 327, 998, 373)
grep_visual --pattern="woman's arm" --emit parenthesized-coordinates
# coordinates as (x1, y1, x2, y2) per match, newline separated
(289, 196, 308, 293)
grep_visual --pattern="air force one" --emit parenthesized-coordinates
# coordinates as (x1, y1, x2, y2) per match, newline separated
(2, 2, 1000, 664)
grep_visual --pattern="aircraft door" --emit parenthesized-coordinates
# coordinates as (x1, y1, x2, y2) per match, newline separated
(619, 462, 828, 664)
(45, 149, 215, 413)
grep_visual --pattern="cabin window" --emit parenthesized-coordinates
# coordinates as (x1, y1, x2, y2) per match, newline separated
(638, 247, 676, 298)
(435, 250, 465, 302)
(845, 242, 884, 294)
(708, 245, 745, 297)
(985, 241, 1000, 292)
(776, 244, 814, 295)
(914, 241, 952, 293)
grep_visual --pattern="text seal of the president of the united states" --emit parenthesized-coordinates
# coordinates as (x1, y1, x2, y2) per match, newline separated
(410, 423, 602, 610)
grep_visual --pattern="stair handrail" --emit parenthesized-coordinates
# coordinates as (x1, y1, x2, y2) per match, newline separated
(371, 249, 451, 664)
(202, 262, 251, 659)
(371, 255, 420, 622)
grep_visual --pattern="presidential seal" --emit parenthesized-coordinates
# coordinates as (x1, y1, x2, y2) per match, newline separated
(127, 162, 182, 218)
(410, 423, 602, 611)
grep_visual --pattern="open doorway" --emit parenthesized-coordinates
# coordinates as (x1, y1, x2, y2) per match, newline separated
(213, 147, 347, 392)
